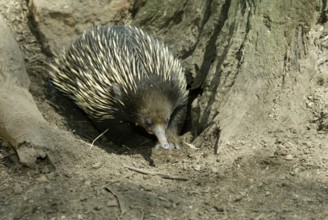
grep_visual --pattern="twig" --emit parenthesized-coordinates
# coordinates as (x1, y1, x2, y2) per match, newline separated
(89, 129, 108, 149)
(184, 142, 199, 150)
(104, 186, 127, 215)
(124, 165, 188, 181)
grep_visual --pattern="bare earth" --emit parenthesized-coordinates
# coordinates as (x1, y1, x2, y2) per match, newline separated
(0, 1, 328, 220)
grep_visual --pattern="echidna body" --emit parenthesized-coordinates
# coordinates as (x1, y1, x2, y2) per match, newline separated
(50, 25, 188, 149)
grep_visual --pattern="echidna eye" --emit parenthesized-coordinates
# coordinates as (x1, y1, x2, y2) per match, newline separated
(145, 118, 152, 127)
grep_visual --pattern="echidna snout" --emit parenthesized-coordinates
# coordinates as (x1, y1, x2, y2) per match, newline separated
(152, 125, 170, 149)
(135, 118, 170, 149)
(135, 100, 172, 149)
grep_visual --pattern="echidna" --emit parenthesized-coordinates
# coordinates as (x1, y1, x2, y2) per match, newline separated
(50, 25, 188, 149)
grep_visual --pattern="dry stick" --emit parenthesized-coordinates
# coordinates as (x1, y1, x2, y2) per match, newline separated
(89, 129, 108, 149)
(124, 165, 189, 181)
(104, 186, 127, 215)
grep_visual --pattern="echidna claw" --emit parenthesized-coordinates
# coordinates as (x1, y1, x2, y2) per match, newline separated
(162, 143, 170, 149)
(154, 143, 180, 150)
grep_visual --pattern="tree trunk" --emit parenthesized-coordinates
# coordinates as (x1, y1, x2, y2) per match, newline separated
(133, 0, 327, 154)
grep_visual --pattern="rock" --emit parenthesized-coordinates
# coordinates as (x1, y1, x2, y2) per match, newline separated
(0, 14, 59, 167)
(106, 199, 118, 207)
(28, 0, 131, 54)
(193, 164, 201, 171)
(0, 15, 29, 88)
(92, 162, 103, 169)
(13, 183, 23, 194)
(36, 175, 49, 182)
(285, 154, 294, 160)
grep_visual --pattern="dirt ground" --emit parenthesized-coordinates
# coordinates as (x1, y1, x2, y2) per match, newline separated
(1, 1, 328, 219)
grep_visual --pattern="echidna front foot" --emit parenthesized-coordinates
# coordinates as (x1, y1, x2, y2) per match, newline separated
(154, 129, 181, 150)
(154, 142, 180, 150)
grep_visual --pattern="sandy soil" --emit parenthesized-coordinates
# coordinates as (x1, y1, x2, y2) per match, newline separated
(0, 1, 328, 219)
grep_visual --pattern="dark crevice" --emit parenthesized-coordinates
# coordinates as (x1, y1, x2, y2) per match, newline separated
(179, 0, 213, 59)
(213, 127, 221, 153)
(156, 0, 189, 29)
(171, 0, 189, 25)
(282, 51, 288, 87)
(194, 0, 231, 89)
(292, 26, 301, 72)
(27, 10, 53, 56)
(194, 0, 232, 134)
(317, 0, 327, 24)
(130, 0, 147, 19)
(234, 0, 253, 71)
(181, 86, 203, 135)
(201, 0, 214, 32)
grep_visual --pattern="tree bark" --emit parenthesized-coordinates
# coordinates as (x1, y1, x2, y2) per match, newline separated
(133, 0, 326, 154)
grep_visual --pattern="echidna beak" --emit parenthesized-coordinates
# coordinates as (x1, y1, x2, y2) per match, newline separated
(152, 125, 170, 149)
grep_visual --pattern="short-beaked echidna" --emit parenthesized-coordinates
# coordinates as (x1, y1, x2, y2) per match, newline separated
(50, 25, 188, 149)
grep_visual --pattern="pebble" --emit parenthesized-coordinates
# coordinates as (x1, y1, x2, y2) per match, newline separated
(193, 164, 201, 171)
(46, 172, 55, 180)
(93, 206, 102, 211)
(36, 175, 49, 182)
(92, 162, 102, 169)
(285, 154, 293, 160)
(13, 183, 23, 194)
(211, 167, 218, 173)
(107, 200, 118, 207)
(84, 180, 92, 186)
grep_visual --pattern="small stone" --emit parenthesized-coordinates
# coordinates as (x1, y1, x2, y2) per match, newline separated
(13, 183, 23, 194)
(285, 154, 293, 160)
(94, 206, 102, 211)
(211, 167, 218, 173)
(107, 200, 118, 207)
(84, 180, 92, 186)
(92, 162, 102, 169)
(46, 172, 55, 180)
(193, 164, 201, 171)
(37, 175, 49, 182)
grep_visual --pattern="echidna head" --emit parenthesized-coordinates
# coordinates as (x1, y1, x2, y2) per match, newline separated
(134, 91, 174, 149)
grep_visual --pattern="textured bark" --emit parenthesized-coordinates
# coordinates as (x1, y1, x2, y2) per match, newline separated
(133, 0, 325, 153)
